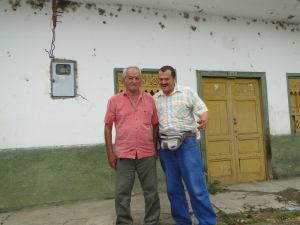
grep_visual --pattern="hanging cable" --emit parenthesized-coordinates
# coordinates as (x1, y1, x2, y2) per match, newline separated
(45, 0, 61, 58)
(45, 27, 56, 58)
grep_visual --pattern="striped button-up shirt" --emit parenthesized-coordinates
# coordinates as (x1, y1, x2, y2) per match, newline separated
(153, 84, 208, 134)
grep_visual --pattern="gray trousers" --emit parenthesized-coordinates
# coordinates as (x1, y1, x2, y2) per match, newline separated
(115, 155, 160, 225)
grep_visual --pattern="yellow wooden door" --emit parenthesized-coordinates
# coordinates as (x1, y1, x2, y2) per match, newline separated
(203, 78, 236, 184)
(203, 77, 266, 184)
(232, 79, 266, 182)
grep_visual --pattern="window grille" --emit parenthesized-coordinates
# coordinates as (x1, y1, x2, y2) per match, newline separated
(289, 78, 300, 133)
(117, 72, 160, 95)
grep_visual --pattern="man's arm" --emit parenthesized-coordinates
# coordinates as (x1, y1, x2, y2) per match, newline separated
(189, 89, 209, 132)
(105, 123, 117, 169)
(196, 111, 209, 131)
(152, 123, 159, 158)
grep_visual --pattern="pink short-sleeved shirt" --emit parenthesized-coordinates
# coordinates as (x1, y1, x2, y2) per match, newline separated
(104, 90, 158, 159)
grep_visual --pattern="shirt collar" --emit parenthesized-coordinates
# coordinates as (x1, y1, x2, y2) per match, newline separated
(123, 89, 143, 98)
(157, 84, 182, 97)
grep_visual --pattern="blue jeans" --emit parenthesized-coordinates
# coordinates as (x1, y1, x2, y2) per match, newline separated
(159, 137, 217, 225)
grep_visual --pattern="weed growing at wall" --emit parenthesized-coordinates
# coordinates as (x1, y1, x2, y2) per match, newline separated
(207, 180, 221, 195)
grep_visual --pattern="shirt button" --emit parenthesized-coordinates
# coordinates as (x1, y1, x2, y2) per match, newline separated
(135, 110, 137, 112)
(136, 127, 137, 129)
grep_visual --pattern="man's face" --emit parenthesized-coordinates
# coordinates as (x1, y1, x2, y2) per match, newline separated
(158, 70, 177, 96)
(123, 67, 141, 92)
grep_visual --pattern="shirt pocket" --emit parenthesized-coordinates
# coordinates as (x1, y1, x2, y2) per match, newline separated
(172, 105, 189, 119)
(158, 108, 167, 122)
(140, 110, 152, 125)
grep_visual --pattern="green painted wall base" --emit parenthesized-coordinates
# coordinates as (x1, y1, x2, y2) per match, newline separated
(271, 134, 300, 179)
(0, 145, 166, 212)
(3, 135, 298, 212)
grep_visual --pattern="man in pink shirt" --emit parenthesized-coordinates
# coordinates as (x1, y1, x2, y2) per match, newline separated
(104, 66, 160, 225)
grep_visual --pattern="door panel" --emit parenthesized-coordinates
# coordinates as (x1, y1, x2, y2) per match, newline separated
(203, 77, 266, 184)
(203, 78, 236, 184)
(207, 100, 230, 134)
(235, 100, 259, 133)
(238, 137, 260, 153)
(210, 159, 234, 184)
(232, 79, 266, 182)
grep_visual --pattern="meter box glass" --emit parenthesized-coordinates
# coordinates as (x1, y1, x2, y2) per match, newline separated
(51, 61, 75, 97)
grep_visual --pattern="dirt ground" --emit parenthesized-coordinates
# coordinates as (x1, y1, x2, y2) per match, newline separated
(154, 188, 300, 225)
(252, 188, 300, 224)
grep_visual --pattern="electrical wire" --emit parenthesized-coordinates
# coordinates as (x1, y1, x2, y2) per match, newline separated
(45, 26, 56, 58)
(45, 0, 59, 58)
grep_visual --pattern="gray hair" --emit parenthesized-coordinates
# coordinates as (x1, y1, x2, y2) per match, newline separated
(123, 66, 142, 79)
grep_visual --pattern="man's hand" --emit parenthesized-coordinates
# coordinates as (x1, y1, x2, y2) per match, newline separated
(197, 111, 209, 131)
(105, 123, 117, 169)
(152, 123, 159, 160)
(108, 152, 117, 169)
(197, 119, 208, 131)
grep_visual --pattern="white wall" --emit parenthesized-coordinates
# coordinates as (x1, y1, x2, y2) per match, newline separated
(1, 2, 299, 149)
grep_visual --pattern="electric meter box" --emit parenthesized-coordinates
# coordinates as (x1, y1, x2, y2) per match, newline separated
(51, 61, 75, 97)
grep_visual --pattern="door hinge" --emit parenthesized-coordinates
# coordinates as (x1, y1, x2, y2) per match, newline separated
(227, 71, 237, 79)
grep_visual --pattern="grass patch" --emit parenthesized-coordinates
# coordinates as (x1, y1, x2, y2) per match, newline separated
(218, 212, 246, 225)
(217, 210, 300, 225)
(274, 211, 300, 220)
(247, 217, 265, 223)
(217, 212, 267, 224)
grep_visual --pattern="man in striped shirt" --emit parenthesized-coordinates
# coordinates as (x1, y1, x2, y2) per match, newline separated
(104, 66, 160, 225)
(153, 66, 217, 225)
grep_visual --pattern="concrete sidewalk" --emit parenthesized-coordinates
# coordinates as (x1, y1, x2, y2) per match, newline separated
(1, 177, 300, 225)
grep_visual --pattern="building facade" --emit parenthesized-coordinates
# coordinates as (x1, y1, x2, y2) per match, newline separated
(1, 0, 300, 211)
